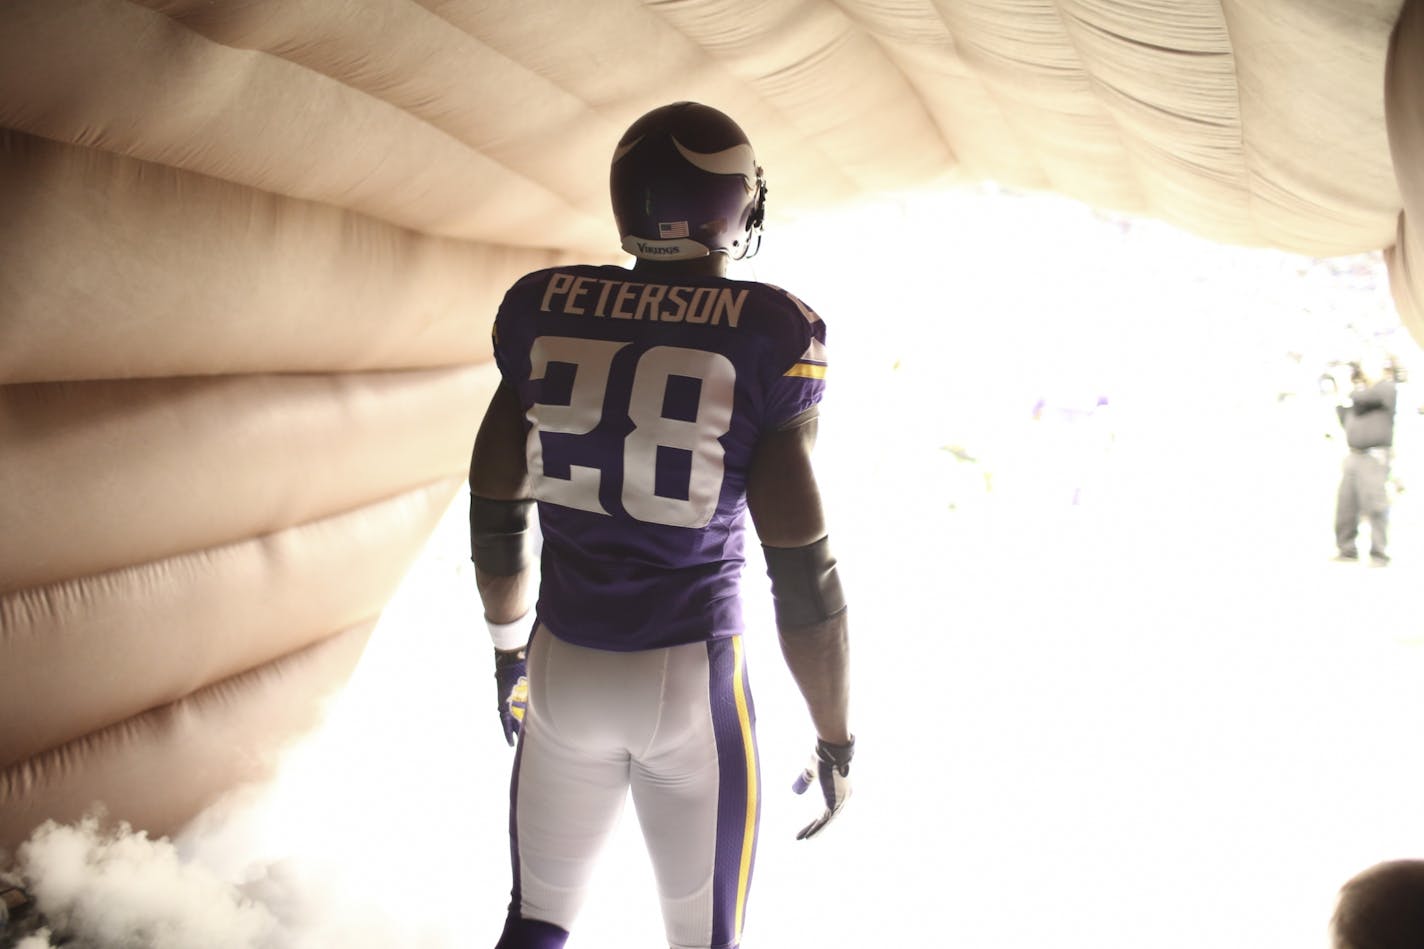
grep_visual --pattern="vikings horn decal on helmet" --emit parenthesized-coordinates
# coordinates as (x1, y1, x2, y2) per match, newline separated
(611, 101, 767, 261)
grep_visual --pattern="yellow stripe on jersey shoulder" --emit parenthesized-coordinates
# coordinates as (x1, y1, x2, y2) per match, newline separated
(785, 362, 828, 380)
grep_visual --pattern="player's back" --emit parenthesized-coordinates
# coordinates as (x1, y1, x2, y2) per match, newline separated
(492, 263, 827, 651)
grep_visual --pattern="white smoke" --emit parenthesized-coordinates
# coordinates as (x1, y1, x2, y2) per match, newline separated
(4, 813, 436, 949)
(9, 817, 277, 949)
(0, 494, 510, 949)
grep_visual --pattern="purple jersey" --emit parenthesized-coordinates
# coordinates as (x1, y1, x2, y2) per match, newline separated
(492, 264, 828, 651)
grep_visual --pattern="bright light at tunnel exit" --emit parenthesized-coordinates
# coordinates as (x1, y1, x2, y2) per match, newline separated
(156, 189, 1424, 949)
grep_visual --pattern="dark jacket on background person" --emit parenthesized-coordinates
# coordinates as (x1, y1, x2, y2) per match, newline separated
(1338, 379, 1397, 450)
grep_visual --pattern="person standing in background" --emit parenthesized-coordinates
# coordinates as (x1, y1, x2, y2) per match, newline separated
(1333, 354, 1398, 565)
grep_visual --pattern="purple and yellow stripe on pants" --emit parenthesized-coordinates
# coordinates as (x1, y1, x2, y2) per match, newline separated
(708, 634, 761, 948)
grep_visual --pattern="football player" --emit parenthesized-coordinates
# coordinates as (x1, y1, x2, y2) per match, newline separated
(468, 101, 854, 949)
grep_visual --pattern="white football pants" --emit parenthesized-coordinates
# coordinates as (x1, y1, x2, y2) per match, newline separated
(506, 625, 760, 949)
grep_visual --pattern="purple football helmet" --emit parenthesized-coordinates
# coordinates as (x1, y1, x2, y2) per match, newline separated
(610, 101, 767, 261)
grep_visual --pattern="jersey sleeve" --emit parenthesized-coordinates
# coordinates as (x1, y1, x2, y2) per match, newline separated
(761, 287, 828, 429)
(491, 289, 515, 382)
(490, 318, 506, 378)
(491, 270, 547, 385)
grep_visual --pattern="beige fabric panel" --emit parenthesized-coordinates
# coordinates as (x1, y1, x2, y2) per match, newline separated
(419, 0, 865, 211)
(0, 132, 569, 385)
(1051, 2, 1246, 236)
(1386, 215, 1424, 346)
(929, 1, 1144, 213)
(0, 106, 526, 836)
(1, 0, 1411, 257)
(1385, 0, 1424, 345)
(0, 477, 462, 770)
(449, 0, 1403, 253)
(0, 621, 374, 854)
(0, 368, 492, 592)
(646, 0, 956, 192)
(131, 0, 623, 229)
(830, 4, 1045, 190)
(1222, 0, 1402, 253)
(0, 0, 607, 248)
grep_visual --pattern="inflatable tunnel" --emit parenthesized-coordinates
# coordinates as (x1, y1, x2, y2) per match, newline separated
(3, 0, 1424, 853)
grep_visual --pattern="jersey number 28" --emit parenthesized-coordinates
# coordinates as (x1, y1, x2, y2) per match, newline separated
(527, 336, 734, 528)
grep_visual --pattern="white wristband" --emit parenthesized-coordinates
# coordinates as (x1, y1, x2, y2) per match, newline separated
(487, 612, 532, 651)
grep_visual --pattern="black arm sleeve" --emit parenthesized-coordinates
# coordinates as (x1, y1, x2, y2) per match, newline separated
(470, 496, 535, 577)
(762, 536, 847, 629)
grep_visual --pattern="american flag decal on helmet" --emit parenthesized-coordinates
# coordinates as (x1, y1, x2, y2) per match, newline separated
(659, 220, 690, 238)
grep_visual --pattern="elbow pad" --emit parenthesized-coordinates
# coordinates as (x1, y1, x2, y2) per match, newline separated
(763, 536, 846, 629)
(470, 496, 535, 576)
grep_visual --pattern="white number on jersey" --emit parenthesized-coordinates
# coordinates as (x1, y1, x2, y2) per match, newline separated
(526, 336, 735, 528)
